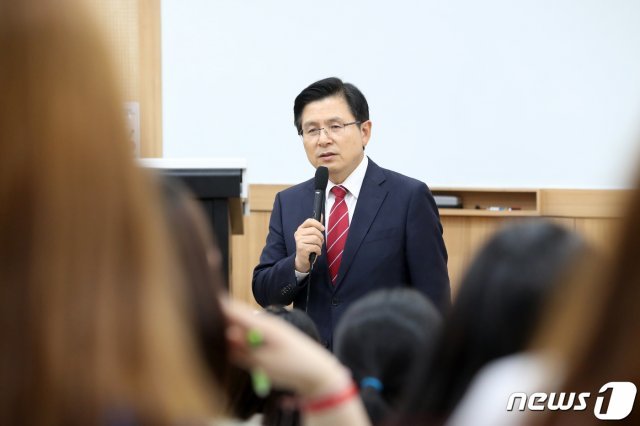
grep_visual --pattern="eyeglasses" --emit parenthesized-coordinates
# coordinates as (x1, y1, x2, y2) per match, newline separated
(299, 121, 362, 143)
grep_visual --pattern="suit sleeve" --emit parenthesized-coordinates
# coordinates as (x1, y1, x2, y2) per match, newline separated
(252, 193, 306, 306)
(405, 183, 451, 312)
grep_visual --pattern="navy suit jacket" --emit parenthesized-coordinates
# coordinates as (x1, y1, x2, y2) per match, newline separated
(252, 158, 450, 348)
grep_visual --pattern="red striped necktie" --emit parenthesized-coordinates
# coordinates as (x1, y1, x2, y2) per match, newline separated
(327, 185, 349, 285)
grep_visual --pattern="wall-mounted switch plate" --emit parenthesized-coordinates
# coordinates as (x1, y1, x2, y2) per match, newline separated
(124, 102, 140, 157)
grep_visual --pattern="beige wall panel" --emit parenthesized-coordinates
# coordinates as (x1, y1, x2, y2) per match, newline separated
(442, 216, 580, 296)
(86, 0, 139, 100)
(85, 0, 162, 157)
(541, 189, 629, 218)
(440, 217, 469, 296)
(574, 218, 622, 256)
(459, 218, 508, 293)
(465, 218, 507, 252)
(138, 0, 163, 157)
(231, 212, 271, 308)
(250, 184, 291, 211)
(441, 217, 515, 296)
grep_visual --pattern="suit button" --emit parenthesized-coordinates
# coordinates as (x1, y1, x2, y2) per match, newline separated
(331, 298, 340, 307)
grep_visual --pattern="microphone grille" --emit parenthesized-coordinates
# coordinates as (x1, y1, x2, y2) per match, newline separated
(314, 166, 329, 190)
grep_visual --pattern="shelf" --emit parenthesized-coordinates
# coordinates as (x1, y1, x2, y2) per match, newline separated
(438, 208, 540, 217)
(431, 188, 540, 217)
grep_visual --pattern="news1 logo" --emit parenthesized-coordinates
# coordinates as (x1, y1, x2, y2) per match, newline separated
(507, 382, 637, 420)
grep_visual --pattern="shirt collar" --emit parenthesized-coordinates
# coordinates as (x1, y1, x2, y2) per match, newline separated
(326, 155, 368, 200)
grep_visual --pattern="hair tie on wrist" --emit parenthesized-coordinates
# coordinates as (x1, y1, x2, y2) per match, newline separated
(302, 381, 358, 413)
(360, 377, 383, 392)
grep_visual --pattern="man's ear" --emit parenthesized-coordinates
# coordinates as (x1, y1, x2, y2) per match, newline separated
(361, 120, 372, 150)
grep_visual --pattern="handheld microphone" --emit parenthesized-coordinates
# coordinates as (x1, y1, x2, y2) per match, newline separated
(309, 166, 328, 269)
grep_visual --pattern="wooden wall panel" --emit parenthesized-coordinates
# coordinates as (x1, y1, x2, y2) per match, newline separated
(441, 217, 506, 296)
(439, 217, 468, 297)
(137, 0, 163, 157)
(574, 218, 622, 256)
(540, 189, 628, 218)
(250, 185, 291, 211)
(86, 0, 162, 157)
(87, 0, 139, 100)
(231, 212, 270, 309)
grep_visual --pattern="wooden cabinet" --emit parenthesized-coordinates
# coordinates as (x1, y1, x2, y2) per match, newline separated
(432, 188, 539, 217)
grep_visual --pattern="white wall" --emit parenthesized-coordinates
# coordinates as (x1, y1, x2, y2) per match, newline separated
(162, 0, 640, 189)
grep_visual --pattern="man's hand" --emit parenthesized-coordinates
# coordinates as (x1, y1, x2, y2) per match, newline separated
(294, 218, 325, 272)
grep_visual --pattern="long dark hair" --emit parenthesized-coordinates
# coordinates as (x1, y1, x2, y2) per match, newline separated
(401, 220, 587, 424)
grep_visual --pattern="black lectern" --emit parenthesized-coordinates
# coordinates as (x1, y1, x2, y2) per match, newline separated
(140, 158, 246, 287)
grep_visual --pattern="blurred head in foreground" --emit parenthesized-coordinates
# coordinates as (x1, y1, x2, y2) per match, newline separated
(334, 288, 442, 425)
(402, 220, 588, 423)
(531, 186, 640, 424)
(0, 1, 219, 424)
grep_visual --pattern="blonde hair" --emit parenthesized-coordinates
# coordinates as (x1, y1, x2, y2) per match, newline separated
(0, 1, 220, 423)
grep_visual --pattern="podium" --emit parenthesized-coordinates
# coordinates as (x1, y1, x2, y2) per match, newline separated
(140, 158, 246, 287)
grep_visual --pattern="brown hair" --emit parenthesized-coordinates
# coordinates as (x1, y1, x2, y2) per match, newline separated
(0, 1, 219, 424)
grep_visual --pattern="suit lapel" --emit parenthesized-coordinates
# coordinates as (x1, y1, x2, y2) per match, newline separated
(333, 160, 388, 290)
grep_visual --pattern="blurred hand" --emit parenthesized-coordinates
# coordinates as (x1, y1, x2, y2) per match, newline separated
(224, 300, 349, 399)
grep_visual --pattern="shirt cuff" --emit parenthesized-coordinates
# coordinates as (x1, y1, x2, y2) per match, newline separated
(295, 269, 309, 283)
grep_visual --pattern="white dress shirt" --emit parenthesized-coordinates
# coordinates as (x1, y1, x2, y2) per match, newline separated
(324, 155, 368, 226)
(295, 155, 369, 280)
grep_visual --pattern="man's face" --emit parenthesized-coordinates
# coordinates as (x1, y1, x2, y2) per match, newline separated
(300, 95, 371, 184)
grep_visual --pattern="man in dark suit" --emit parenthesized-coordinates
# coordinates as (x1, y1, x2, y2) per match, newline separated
(253, 77, 450, 348)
